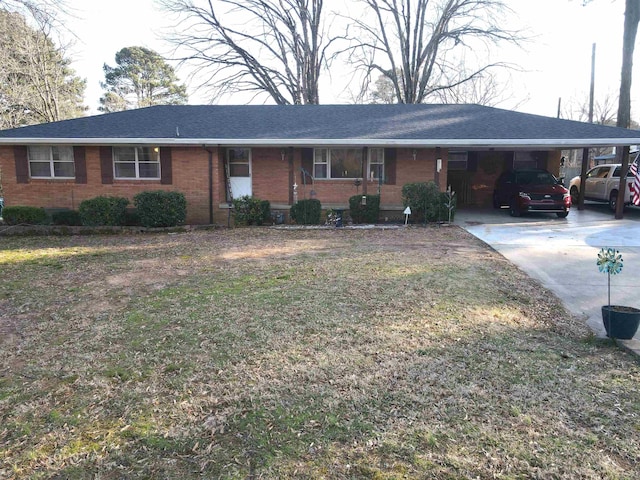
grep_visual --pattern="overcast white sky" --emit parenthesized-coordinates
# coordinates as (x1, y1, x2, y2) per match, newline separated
(63, 0, 636, 119)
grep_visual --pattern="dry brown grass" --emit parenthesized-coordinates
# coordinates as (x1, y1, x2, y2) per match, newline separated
(1, 227, 639, 479)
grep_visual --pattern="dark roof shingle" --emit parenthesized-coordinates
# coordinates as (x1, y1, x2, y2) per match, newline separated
(1, 104, 639, 148)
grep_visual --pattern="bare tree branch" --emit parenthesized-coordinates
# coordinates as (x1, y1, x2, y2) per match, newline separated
(157, 0, 341, 105)
(347, 0, 523, 104)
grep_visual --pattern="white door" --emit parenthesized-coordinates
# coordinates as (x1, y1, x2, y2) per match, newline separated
(228, 148, 252, 198)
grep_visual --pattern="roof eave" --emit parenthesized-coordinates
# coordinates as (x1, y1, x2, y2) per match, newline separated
(0, 137, 637, 148)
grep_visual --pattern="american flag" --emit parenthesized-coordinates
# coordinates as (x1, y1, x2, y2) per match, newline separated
(630, 152, 640, 206)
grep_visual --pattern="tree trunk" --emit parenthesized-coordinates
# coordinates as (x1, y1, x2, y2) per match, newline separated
(614, 0, 640, 219)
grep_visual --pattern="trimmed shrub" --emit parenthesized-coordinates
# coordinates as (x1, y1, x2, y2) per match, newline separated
(134, 191, 187, 227)
(52, 210, 82, 226)
(79, 196, 129, 226)
(2, 206, 47, 225)
(402, 181, 455, 223)
(290, 198, 321, 225)
(232, 196, 271, 226)
(349, 194, 380, 224)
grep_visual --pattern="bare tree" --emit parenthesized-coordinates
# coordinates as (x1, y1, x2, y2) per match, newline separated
(348, 0, 520, 104)
(616, 0, 640, 129)
(0, 9, 85, 128)
(0, 0, 69, 28)
(562, 92, 618, 126)
(431, 64, 510, 106)
(158, 0, 337, 105)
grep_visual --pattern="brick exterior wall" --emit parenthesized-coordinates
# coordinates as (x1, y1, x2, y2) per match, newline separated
(0, 144, 562, 224)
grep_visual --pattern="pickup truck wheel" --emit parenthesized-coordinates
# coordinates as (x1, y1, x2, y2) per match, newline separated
(556, 210, 569, 218)
(570, 186, 579, 205)
(509, 199, 521, 217)
(609, 190, 618, 212)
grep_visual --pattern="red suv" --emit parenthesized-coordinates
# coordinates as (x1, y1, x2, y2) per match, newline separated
(493, 169, 571, 218)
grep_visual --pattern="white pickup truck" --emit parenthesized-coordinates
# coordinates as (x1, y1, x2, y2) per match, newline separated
(569, 164, 634, 211)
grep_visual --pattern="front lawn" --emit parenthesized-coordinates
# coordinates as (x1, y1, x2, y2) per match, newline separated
(0, 227, 638, 479)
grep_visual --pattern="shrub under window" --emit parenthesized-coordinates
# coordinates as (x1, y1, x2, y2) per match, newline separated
(134, 191, 187, 227)
(79, 196, 129, 226)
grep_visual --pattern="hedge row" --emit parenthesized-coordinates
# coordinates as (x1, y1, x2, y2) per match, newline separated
(2, 191, 187, 228)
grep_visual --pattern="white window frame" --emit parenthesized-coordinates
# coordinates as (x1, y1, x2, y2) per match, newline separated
(226, 148, 252, 177)
(313, 147, 365, 180)
(28, 145, 75, 179)
(368, 148, 385, 181)
(113, 146, 161, 180)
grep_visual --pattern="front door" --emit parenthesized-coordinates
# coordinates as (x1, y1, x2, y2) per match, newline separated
(584, 166, 610, 199)
(227, 148, 252, 198)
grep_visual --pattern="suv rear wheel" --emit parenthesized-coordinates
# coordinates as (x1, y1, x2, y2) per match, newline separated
(609, 190, 618, 212)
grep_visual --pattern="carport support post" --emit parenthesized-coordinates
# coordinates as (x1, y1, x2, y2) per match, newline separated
(615, 145, 631, 219)
(578, 148, 589, 210)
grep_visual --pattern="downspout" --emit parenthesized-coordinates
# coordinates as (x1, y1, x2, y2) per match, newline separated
(203, 145, 214, 225)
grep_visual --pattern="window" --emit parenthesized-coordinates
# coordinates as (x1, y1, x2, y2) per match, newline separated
(227, 148, 251, 177)
(114, 147, 160, 179)
(448, 151, 468, 171)
(313, 148, 365, 179)
(368, 148, 385, 181)
(587, 167, 610, 179)
(28, 146, 74, 178)
(513, 151, 538, 169)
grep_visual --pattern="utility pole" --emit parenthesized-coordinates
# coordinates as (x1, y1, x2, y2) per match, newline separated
(578, 43, 596, 210)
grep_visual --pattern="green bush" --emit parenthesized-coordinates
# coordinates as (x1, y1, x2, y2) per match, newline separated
(290, 199, 321, 225)
(349, 194, 380, 224)
(2, 206, 48, 225)
(79, 196, 129, 226)
(134, 191, 187, 227)
(51, 210, 82, 226)
(402, 181, 455, 223)
(232, 196, 271, 226)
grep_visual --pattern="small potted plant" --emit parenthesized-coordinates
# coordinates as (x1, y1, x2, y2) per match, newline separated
(597, 247, 640, 339)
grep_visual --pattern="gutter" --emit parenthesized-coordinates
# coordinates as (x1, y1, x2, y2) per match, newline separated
(1, 138, 640, 149)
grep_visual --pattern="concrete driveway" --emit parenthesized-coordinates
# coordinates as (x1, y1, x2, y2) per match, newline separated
(455, 203, 640, 344)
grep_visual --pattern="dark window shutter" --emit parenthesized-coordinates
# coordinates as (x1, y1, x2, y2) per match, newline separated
(14, 146, 29, 183)
(160, 147, 172, 184)
(74, 146, 87, 184)
(100, 146, 113, 184)
(301, 148, 313, 178)
(467, 152, 478, 172)
(384, 148, 396, 185)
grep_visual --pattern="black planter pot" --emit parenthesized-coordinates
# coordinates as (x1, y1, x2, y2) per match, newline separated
(601, 305, 640, 339)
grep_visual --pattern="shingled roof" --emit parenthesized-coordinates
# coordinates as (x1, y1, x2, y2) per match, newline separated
(1, 104, 639, 149)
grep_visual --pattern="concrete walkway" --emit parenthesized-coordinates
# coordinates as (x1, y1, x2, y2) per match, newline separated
(455, 204, 640, 354)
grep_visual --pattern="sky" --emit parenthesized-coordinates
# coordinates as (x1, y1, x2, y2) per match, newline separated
(61, 0, 636, 119)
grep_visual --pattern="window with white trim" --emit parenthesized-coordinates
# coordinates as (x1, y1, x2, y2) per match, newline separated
(368, 148, 385, 181)
(313, 148, 364, 179)
(28, 146, 75, 178)
(113, 146, 160, 179)
(227, 148, 251, 177)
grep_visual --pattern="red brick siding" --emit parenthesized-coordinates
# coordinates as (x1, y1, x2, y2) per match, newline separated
(251, 148, 290, 204)
(0, 145, 449, 224)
